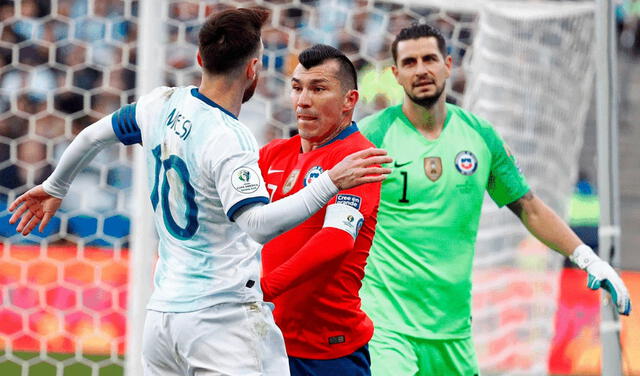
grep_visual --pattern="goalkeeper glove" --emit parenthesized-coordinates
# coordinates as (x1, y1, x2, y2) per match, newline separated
(570, 244, 631, 316)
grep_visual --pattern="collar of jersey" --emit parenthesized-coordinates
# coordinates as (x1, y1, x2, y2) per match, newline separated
(396, 104, 453, 143)
(316, 121, 359, 149)
(190, 88, 238, 120)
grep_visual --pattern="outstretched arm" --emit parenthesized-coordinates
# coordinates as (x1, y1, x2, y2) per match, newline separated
(9, 186, 62, 235)
(234, 148, 391, 244)
(508, 192, 631, 315)
(9, 116, 120, 235)
(507, 192, 582, 255)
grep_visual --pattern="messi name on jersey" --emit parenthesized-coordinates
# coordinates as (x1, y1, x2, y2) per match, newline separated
(166, 108, 193, 140)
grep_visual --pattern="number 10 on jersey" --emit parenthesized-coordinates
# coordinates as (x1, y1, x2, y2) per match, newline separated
(150, 144, 199, 240)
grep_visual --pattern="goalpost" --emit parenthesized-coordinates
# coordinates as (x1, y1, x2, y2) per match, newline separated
(595, 0, 624, 374)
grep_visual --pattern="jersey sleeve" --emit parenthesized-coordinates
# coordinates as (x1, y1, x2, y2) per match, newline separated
(325, 173, 380, 237)
(110, 86, 174, 145)
(483, 122, 530, 207)
(206, 122, 269, 221)
(111, 103, 140, 145)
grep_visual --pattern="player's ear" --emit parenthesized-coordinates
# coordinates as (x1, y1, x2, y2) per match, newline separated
(444, 55, 453, 78)
(343, 89, 359, 112)
(246, 57, 259, 81)
(196, 50, 203, 68)
(391, 65, 399, 81)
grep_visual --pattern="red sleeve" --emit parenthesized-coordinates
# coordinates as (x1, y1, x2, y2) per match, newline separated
(261, 227, 355, 301)
(260, 143, 381, 301)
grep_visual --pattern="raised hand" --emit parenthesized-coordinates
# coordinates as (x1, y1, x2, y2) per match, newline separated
(571, 244, 631, 316)
(328, 148, 392, 190)
(8, 185, 62, 236)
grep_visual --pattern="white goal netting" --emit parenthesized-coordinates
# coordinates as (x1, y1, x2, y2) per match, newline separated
(0, 0, 595, 375)
(0, 0, 136, 374)
(464, 2, 595, 374)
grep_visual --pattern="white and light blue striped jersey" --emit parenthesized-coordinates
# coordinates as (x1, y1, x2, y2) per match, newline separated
(111, 86, 269, 312)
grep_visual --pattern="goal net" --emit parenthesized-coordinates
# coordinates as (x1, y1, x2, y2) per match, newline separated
(0, 0, 596, 375)
(0, 0, 136, 374)
(464, 2, 595, 374)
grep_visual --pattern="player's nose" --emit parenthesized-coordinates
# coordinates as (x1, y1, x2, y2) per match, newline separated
(415, 61, 430, 76)
(296, 88, 312, 107)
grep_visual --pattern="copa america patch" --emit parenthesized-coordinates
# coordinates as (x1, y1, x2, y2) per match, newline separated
(323, 203, 364, 239)
(303, 166, 324, 186)
(455, 151, 478, 176)
(336, 194, 362, 210)
(231, 167, 261, 194)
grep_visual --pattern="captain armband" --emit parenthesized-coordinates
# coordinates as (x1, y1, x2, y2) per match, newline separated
(322, 203, 364, 240)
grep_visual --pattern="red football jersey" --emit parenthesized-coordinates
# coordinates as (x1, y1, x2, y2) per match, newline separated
(259, 123, 380, 359)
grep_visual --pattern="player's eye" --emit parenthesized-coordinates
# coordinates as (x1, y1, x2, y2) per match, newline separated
(402, 58, 416, 67)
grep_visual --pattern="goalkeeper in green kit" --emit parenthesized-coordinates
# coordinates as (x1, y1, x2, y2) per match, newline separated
(358, 23, 632, 376)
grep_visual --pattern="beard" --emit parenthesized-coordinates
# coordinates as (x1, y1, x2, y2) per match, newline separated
(242, 76, 259, 103)
(406, 80, 446, 109)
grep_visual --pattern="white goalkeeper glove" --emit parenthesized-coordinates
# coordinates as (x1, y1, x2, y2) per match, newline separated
(570, 244, 631, 316)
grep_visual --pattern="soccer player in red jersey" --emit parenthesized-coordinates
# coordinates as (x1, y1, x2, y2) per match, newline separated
(259, 44, 380, 375)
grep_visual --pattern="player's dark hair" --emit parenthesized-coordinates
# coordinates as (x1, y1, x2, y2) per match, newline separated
(298, 44, 358, 91)
(392, 23, 447, 62)
(198, 7, 269, 74)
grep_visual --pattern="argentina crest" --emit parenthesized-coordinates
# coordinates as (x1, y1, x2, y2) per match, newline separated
(423, 157, 442, 182)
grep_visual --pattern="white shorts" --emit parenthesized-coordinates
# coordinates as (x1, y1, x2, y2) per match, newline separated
(142, 302, 290, 376)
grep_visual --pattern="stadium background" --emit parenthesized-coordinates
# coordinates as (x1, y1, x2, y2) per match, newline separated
(0, 0, 639, 375)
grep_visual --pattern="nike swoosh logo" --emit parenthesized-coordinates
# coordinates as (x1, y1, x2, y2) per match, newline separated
(268, 168, 284, 174)
(394, 161, 412, 168)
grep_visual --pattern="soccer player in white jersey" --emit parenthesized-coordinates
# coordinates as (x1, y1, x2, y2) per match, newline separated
(8, 7, 391, 375)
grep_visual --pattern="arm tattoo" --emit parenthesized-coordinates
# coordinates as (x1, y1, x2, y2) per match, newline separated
(507, 191, 534, 218)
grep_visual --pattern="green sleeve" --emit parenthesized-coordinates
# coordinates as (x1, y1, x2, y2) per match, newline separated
(478, 120, 530, 207)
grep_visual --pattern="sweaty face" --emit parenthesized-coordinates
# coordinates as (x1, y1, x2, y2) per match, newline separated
(290, 60, 349, 144)
(393, 37, 451, 108)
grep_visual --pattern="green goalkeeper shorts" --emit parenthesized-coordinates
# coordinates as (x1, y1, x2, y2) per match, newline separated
(369, 326, 479, 376)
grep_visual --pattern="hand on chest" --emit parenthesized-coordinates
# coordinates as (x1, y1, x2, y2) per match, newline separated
(264, 153, 334, 201)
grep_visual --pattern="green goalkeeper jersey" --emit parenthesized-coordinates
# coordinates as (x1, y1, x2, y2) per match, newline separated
(359, 103, 529, 339)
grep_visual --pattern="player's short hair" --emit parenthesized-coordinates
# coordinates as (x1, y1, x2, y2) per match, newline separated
(392, 23, 448, 62)
(198, 7, 269, 74)
(298, 44, 358, 91)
